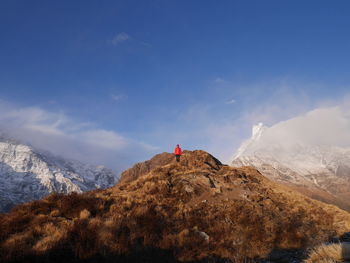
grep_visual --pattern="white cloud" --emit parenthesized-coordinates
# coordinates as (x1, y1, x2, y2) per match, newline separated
(227, 87, 350, 163)
(259, 103, 350, 148)
(214, 77, 226, 83)
(0, 101, 156, 171)
(111, 32, 130, 45)
(79, 130, 128, 150)
(111, 94, 127, 101)
(233, 101, 350, 165)
(226, 99, 236, 104)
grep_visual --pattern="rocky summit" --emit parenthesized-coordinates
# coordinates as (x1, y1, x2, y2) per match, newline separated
(1, 150, 350, 263)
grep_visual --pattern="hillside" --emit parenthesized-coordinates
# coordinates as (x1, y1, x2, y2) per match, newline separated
(0, 136, 118, 212)
(1, 150, 350, 262)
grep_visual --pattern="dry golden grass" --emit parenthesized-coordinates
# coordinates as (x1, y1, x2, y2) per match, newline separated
(305, 242, 350, 263)
(1, 150, 350, 263)
(33, 221, 70, 252)
(304, 243, 342, 263)
(79, 209, 91, 219)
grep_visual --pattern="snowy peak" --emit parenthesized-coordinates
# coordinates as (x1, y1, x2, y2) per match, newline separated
(231, 118, 350, 211)
(233, 122, 267, 159)
(233, 122, 350, 175)
(0, 137, 118, 212)
(252, 122, 266, 140)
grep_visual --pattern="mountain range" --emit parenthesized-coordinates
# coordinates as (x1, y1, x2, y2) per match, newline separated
(0, 134, 118, 212)
(1, 150, 350, 262)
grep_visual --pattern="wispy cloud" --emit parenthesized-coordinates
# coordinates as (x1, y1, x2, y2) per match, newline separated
(111, 32, 130, 46)
(226, 99, 236, 104)
(214, 77, 226, 83)
(140, 41, 152, 48)
(0, 100, 157, 171)
(111, 94, 128, 101)
(243, 102, 350, 154)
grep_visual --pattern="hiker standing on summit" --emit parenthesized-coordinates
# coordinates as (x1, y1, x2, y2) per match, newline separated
(174, 144, 182, 162)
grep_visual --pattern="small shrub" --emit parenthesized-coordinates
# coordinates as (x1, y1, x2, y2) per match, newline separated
(79, 209, 91, 219)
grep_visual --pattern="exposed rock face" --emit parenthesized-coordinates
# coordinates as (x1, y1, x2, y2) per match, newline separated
(1, 150, 350, 262)
(231, 123, 350, 211)
(0, 137, 118, 212)
(118, 152, 176, 184)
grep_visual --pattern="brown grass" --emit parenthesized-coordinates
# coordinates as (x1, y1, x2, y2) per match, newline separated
(305, 242, 350, 263)
(1, 150, 350, 263)
(304, 243, 342, 263)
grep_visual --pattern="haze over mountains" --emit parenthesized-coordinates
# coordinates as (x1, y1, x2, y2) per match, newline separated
(231, 105, 350, 210)
(0, 102, 158, 171)
(0, 133, 118, 212)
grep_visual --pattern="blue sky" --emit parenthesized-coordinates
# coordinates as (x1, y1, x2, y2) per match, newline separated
(1, 0, 350, 170)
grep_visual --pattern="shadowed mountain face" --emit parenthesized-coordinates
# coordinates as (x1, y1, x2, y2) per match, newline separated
(1, 150, 350, 263)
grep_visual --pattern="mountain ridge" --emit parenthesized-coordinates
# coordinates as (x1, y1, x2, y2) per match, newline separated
(0, 134, 118, 212)
(1, 150, 350, 262)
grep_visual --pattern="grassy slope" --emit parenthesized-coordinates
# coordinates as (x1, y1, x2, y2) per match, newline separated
(1, 150, 350, 262)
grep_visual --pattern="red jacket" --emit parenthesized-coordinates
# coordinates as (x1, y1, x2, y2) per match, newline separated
(174, 146, 182, 155)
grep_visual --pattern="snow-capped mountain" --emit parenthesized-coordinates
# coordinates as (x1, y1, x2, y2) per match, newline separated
(0, 135, 118, 212)
(231, 121, 350, 210)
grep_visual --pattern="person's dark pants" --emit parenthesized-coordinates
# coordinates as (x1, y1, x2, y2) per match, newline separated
(176, 155, 180, 162)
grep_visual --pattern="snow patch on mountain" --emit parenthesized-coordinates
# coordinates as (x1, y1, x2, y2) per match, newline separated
(233, 122, 267, 160)
(0, 135, 118, 212)
(231, 106, 350, 208)
(232, 120, 350, 179)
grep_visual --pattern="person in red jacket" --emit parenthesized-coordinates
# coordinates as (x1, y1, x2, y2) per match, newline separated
(174, 144, 182, 162)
